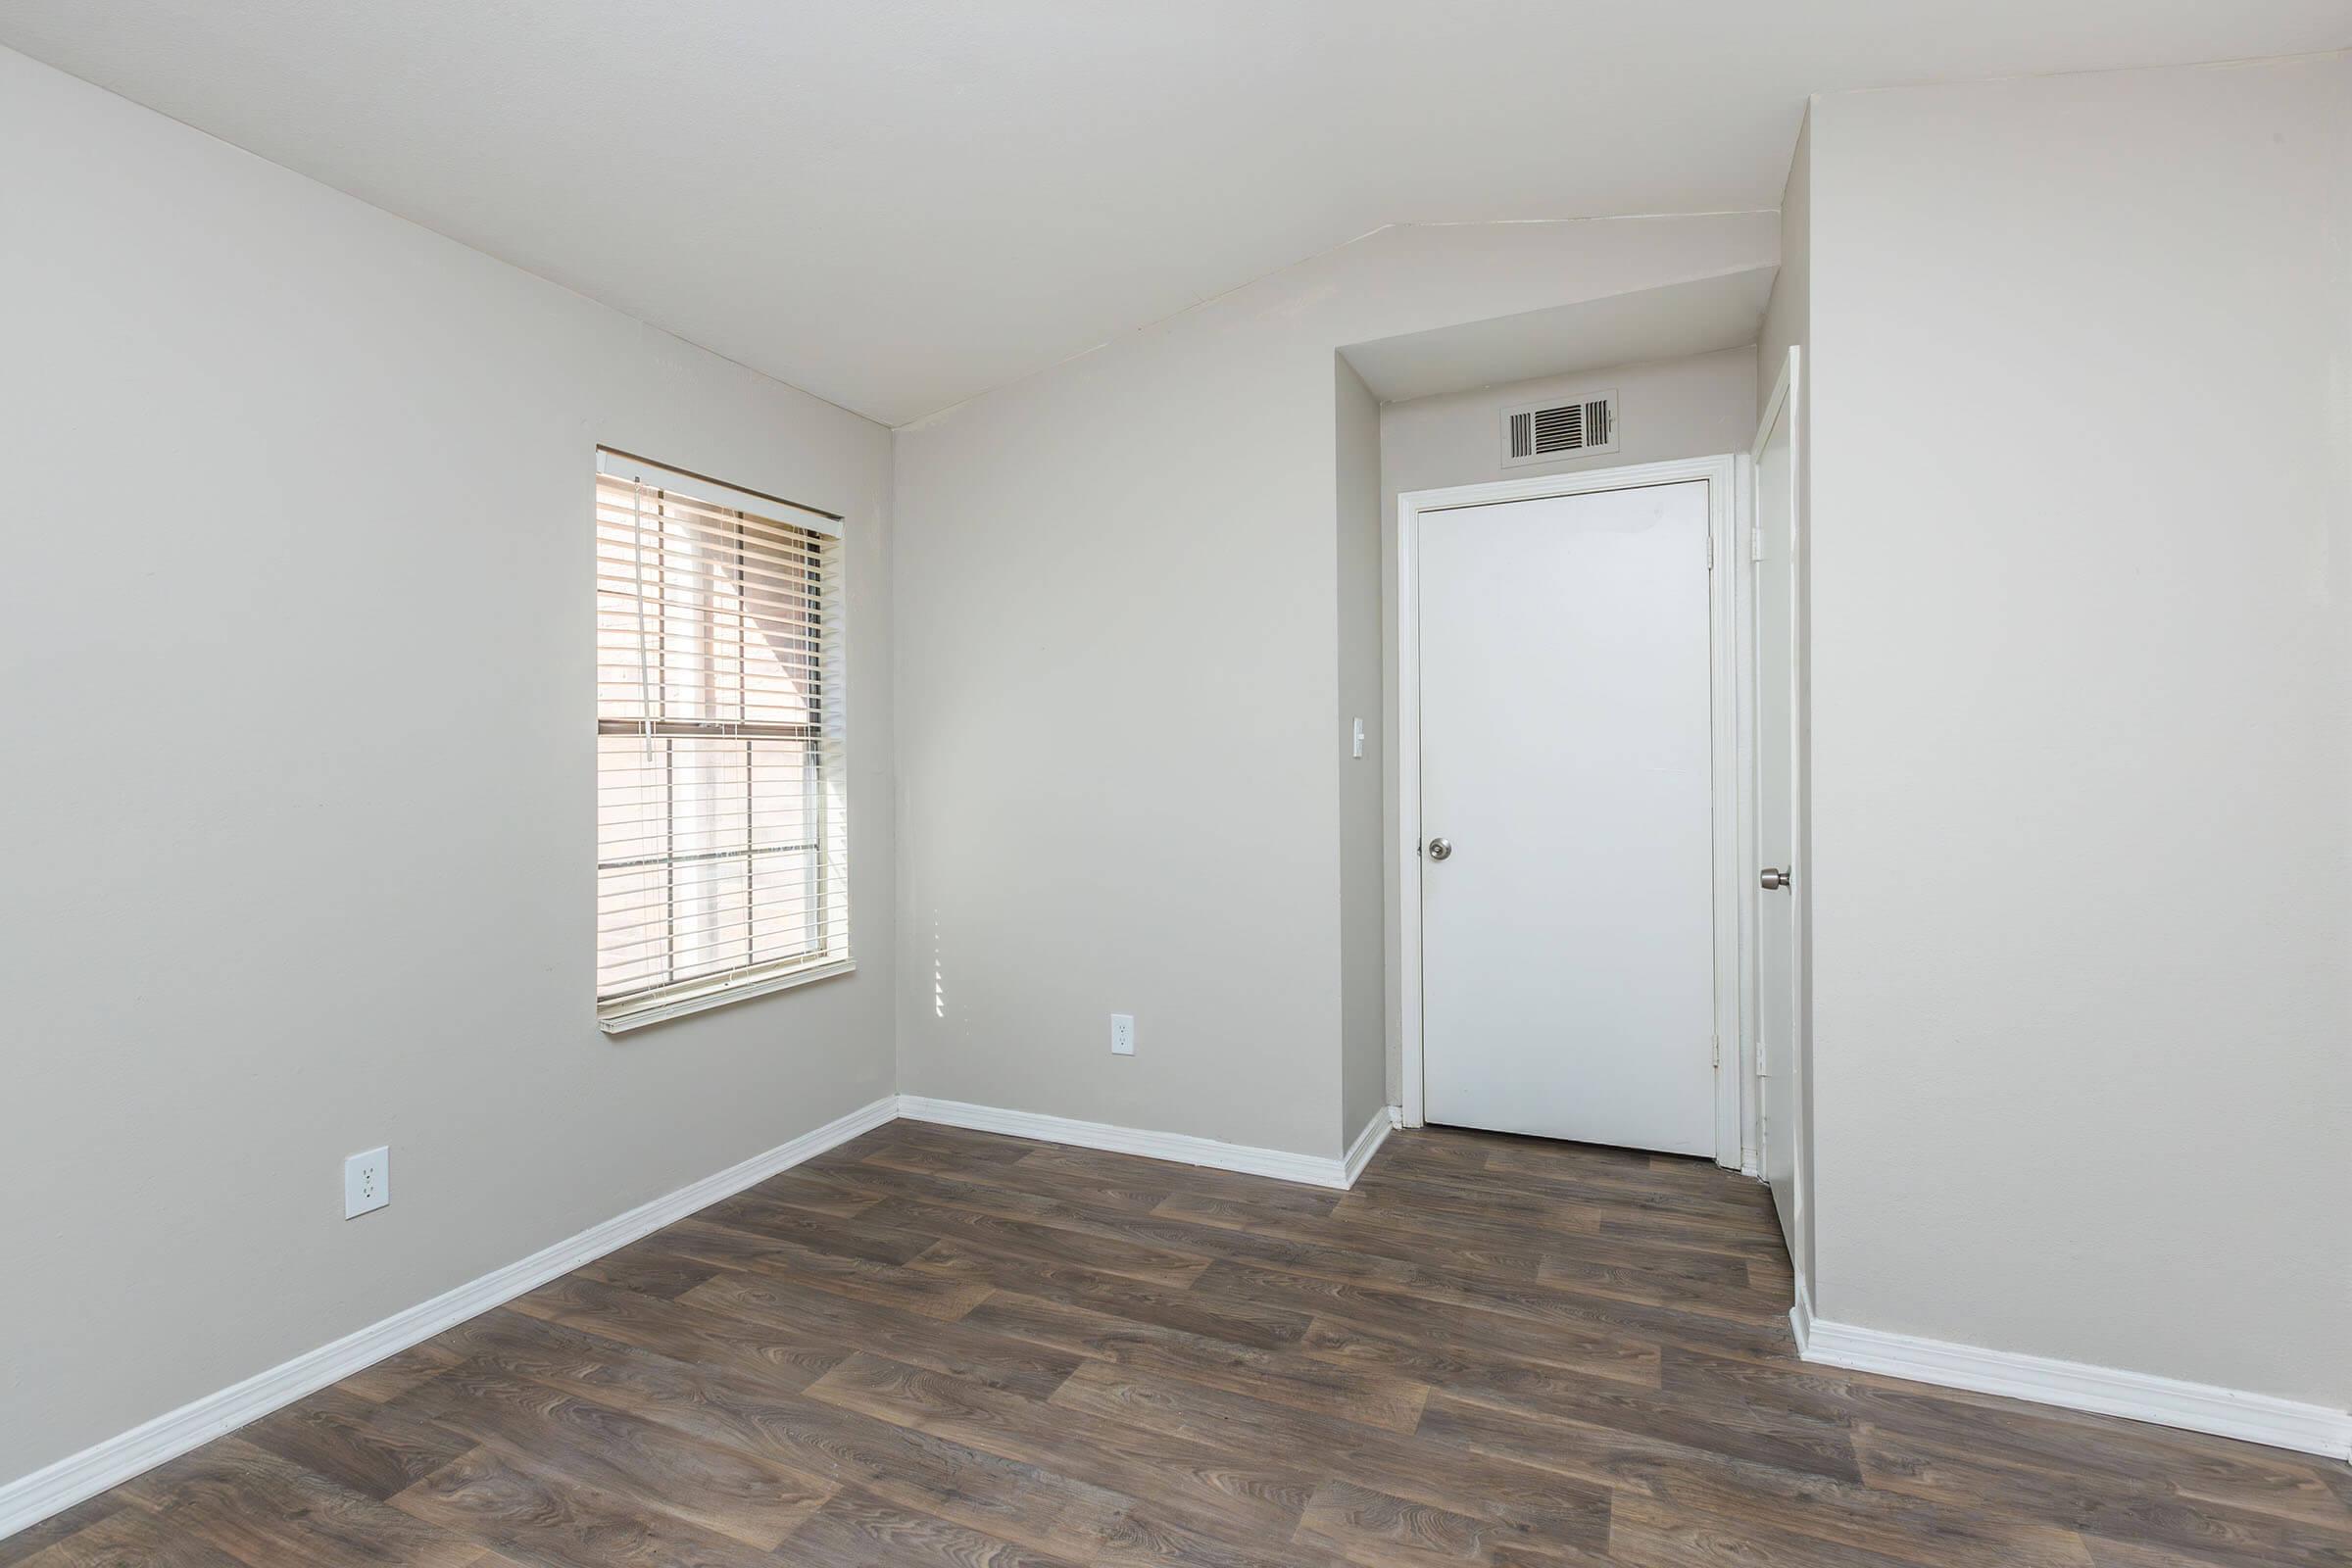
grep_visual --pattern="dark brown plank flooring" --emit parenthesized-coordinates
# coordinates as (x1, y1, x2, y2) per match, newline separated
(10, 1121, 2349, 1566)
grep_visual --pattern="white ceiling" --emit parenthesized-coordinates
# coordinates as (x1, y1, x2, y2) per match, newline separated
(5, 3, 2343, 426)
(1344, 269, 1781, 405)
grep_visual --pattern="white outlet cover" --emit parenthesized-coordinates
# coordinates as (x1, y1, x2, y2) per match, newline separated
(344, 1146, 389, 1219)
(1110, 1013, 1136, 1055)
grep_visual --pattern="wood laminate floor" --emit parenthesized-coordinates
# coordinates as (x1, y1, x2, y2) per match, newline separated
(10, 1121, 2349, 1566)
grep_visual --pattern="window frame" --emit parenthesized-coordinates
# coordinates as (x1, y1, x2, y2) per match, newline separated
(592, 448, 853, 1034)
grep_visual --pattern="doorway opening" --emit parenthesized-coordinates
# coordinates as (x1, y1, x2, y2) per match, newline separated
(1396, 457, 1747, 1165)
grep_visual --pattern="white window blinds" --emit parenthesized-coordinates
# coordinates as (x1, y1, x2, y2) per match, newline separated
(595, 450, 849, 1030)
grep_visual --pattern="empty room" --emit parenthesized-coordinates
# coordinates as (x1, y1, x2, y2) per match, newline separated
(3, 3, 2348, 1564)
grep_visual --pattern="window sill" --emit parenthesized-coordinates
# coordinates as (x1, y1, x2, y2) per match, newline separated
(597, 957, 857, 1035)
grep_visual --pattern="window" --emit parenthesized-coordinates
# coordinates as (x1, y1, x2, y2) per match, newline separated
(594, 450, 849, 1031)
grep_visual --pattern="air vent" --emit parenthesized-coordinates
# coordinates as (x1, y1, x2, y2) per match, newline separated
(1502, 391, 1619, 468)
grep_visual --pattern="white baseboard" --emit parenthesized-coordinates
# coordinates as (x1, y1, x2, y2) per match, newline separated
(1788, 1277, 1814, 1355)
(1800, 1313, 2352, 1461)
(896, 1095, 1385, 1192)
(1341, 1106, 1393, 1185)
(0, 1093, 899, 1544)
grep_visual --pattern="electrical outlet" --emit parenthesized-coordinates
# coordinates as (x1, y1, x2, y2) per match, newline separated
(1110, 1013, 1136, 1055)
(344, 1147, 389, 1219)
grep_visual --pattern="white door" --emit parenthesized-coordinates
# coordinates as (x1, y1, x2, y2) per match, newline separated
(1753, 351, 1807, 1269)
(1419, 479, 1717, 1156)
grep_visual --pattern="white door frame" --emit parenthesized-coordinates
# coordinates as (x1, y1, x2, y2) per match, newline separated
(1751, 345, 1809, 1268)
(1396, 455, 1747, 1167)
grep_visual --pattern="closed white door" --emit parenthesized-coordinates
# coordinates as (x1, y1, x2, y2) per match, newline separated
(1419, 479, 1717, 1156)
(1754, 354, 1807, 1266)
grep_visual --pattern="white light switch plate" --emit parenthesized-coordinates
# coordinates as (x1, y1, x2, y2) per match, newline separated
(344, 1147, 389, 1218)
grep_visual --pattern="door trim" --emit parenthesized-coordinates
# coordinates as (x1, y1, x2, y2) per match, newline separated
(1751, 345, 1810, 1281)
(1396, 455, 1745, 1166)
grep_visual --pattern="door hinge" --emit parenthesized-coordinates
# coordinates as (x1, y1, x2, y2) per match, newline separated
(1756, 1040, 1769, 1076)
(1750, 525, 1764, 562)
(1705, 534, 1715, 570)
(1711, 1036, 1721, 1069)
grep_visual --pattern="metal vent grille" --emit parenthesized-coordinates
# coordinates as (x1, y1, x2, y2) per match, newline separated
(1503, 392, 1618, 466)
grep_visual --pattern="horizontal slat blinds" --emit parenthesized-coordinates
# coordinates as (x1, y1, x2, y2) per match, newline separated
(595, 455, 848, 1023)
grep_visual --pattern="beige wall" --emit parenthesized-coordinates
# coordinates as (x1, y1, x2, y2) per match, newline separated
(1807, 54, 2352, 1407)
(0, 48, 898, 1489)
(893, 216, 1778, 1159)
(1374, 346, 1762, 1105)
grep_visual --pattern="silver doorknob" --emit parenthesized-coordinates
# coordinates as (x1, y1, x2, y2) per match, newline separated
(1760, 865, 1791, 891)
(1427, 838, 1451, 861)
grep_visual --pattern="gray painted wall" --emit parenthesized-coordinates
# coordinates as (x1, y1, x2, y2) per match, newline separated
(1807, 55, 2352, 1408)
(0, 49, 898, 1487)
